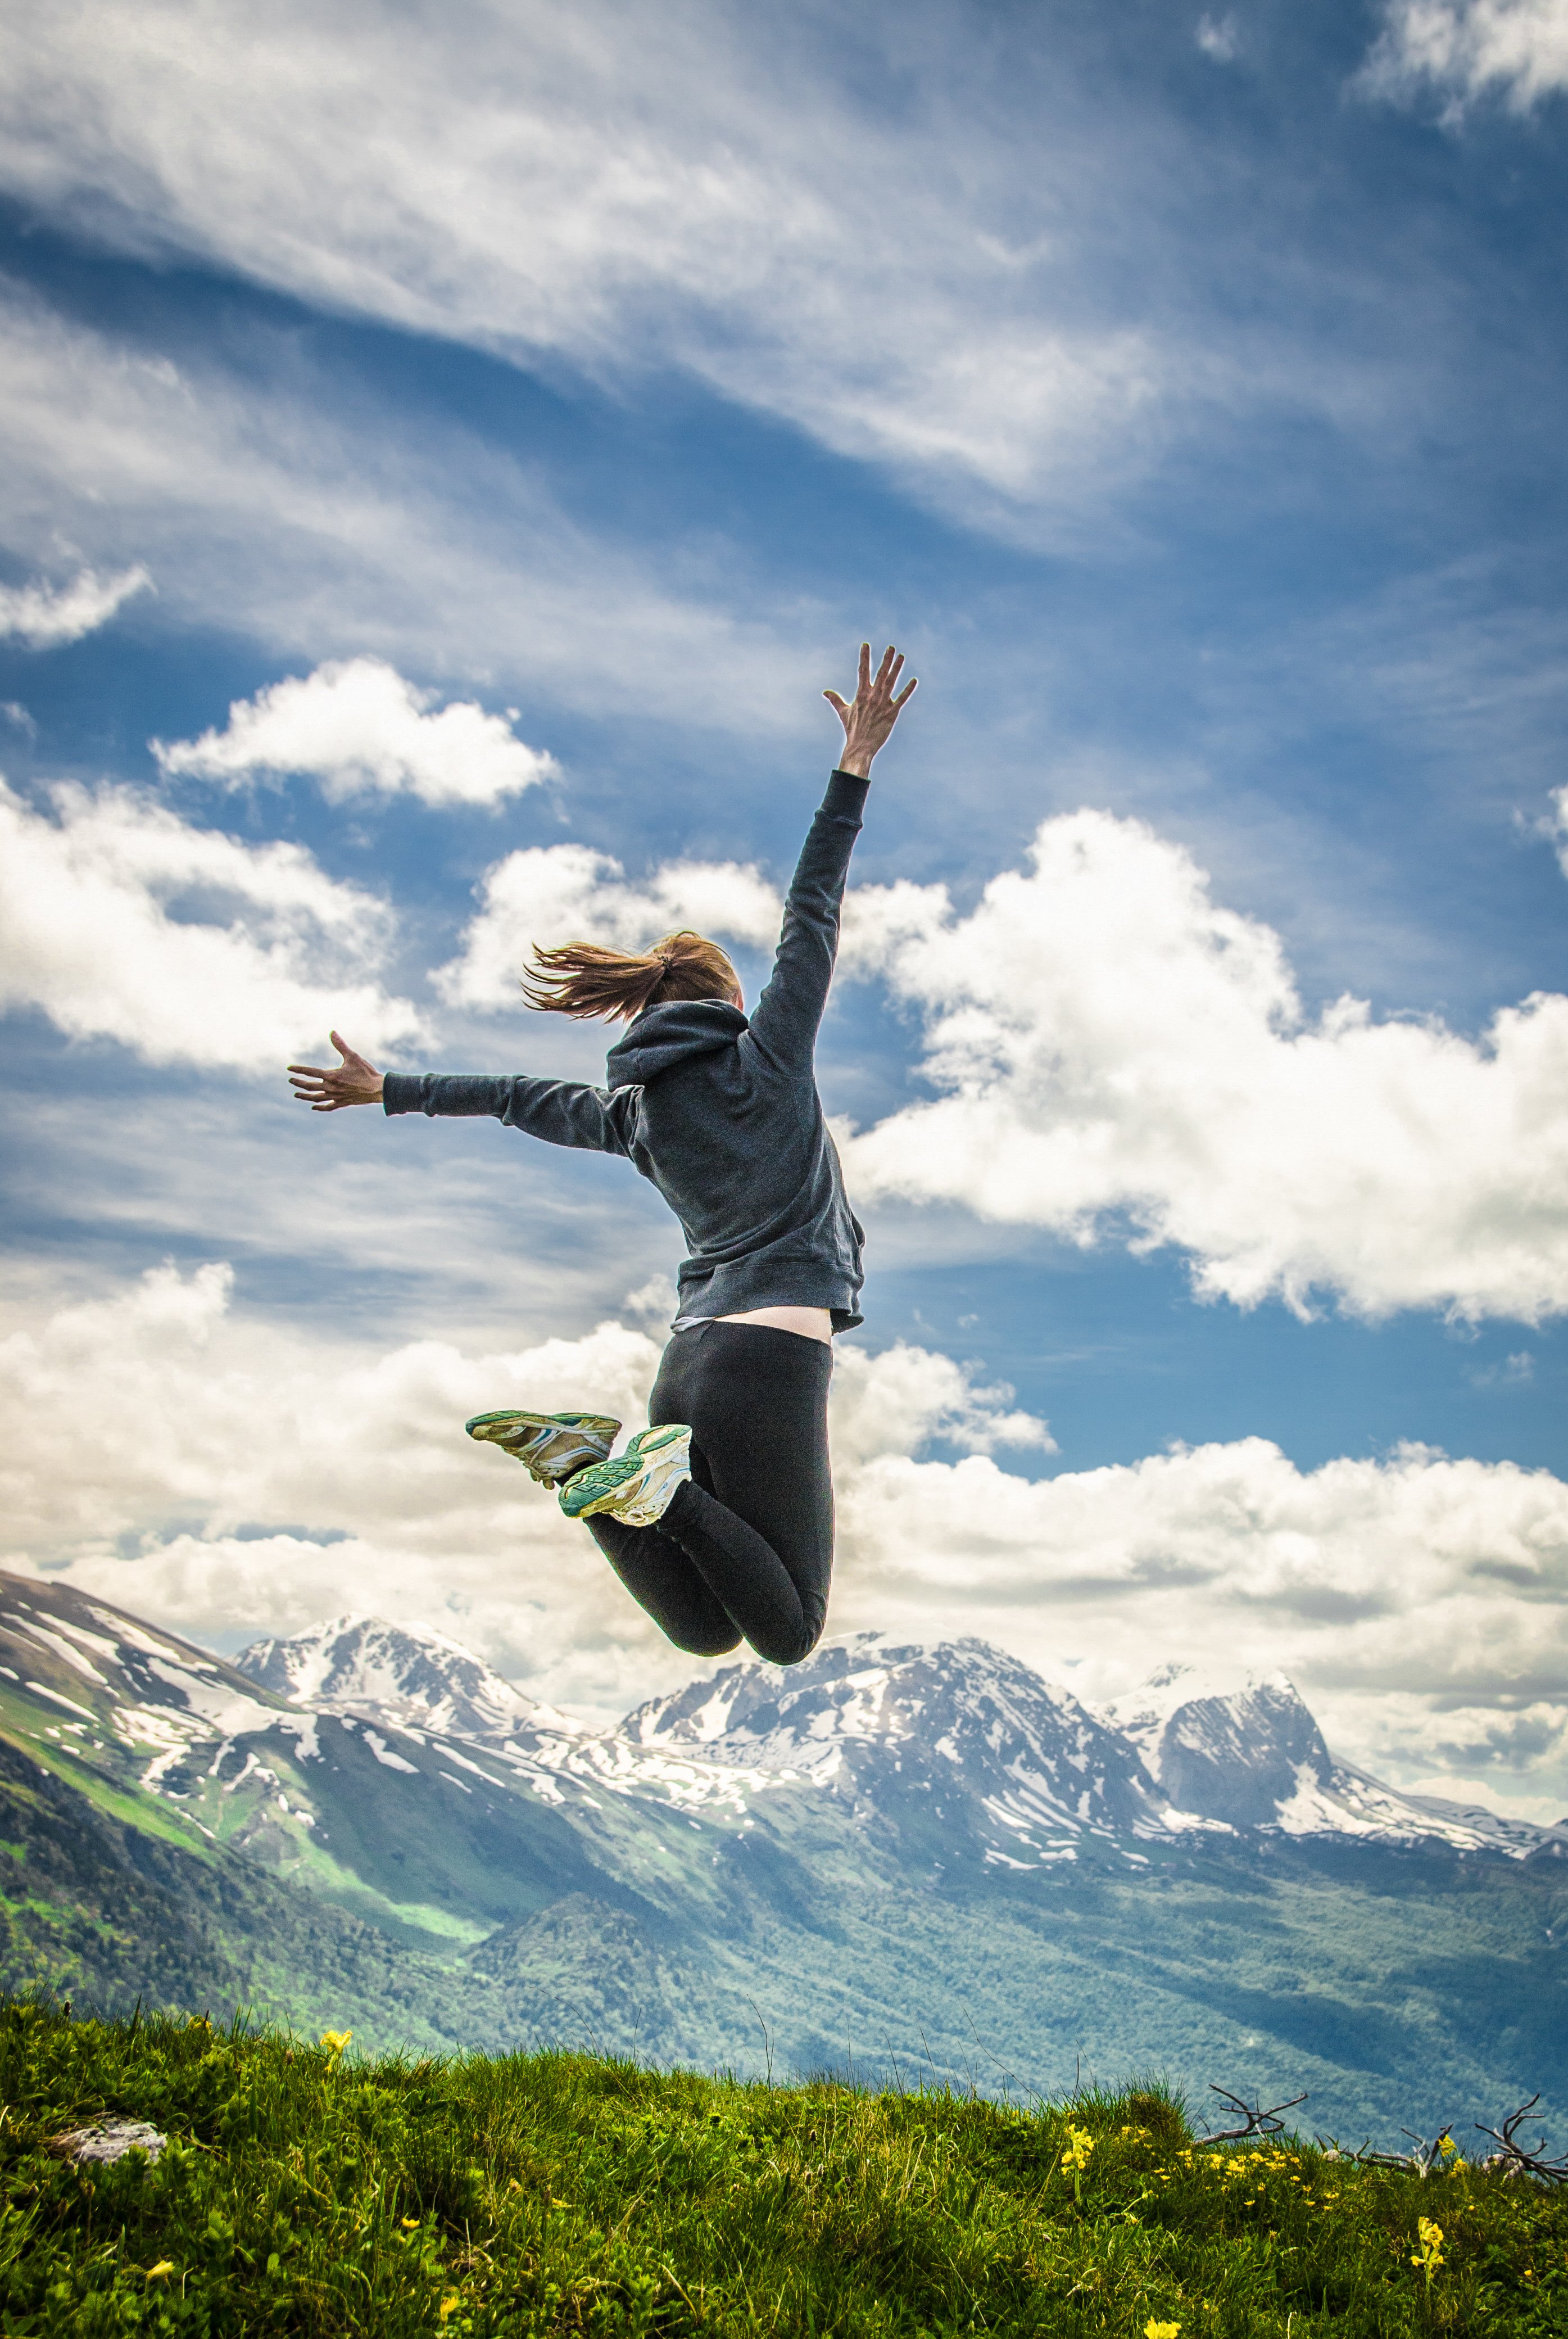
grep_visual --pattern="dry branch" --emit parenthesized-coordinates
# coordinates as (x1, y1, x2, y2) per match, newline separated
(1195, 2084, 1308, 2146)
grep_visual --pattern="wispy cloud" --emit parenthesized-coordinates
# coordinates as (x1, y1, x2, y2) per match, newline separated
(1195, 14, 1241, 62)
(0, 561, 150, 647)
(0, 0, 1358, 527)
(154, 658, 556, 807)
(839, 806, 1568, 1323)
(0, 278, 827, 727)
(1359, 0, 1568, 115)
(0, 779, 419, 1068)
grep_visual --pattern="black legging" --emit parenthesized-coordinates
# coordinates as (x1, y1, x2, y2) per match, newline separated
(585, 1320, 834, 1666)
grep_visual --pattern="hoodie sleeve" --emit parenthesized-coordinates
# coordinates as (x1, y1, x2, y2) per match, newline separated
(382, 1072, 638, 1156)
(745, 769, 870, 1075)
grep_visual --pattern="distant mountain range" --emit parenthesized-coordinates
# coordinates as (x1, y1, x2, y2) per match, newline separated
(2, 1571, 1565, 2144)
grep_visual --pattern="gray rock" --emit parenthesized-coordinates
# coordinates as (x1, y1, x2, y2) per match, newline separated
(47, 2117, 166, 2165)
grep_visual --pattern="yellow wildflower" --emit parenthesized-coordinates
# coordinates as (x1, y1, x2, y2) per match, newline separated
(1145, 2322, 1181, 2338)
(144, 2261, 175, 2283)
(320, 2028, 352, 2060)
(1060, 2124, 1095, 2202)
(438, 2296, 461, 2322)
(1411, 2216, 1445, 2287)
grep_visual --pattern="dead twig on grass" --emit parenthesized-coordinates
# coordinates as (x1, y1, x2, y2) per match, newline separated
(1195, 2085, 1308, 2146)
(1474, 2097, 1568, 2183)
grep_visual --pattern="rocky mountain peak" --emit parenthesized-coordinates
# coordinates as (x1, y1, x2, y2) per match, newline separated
(234, 1614, 547, 1743)
(1104, 1663, 1336, 1829)
(624, 1632, 1172, 1857)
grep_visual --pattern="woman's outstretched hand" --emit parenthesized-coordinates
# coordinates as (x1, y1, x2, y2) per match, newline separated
(824, 642, 917, 778)
(287, 1031, 384, 1111)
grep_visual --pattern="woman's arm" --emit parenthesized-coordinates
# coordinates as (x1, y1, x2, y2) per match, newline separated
(746, 644, 916, 1074)
(288, 1039, 636, 1154)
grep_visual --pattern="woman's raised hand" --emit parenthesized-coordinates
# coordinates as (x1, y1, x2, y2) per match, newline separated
(287, 1030, 384, 1111)
(824, 642, 917, 778)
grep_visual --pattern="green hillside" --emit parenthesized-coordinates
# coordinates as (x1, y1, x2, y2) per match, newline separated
(3, 1998, 1565, 2335)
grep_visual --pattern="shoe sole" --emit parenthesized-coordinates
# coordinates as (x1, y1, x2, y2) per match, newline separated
(466, 1410, 620, 1444)
(466, 1410, 621, 1485)
(561, 1426, 688, 1522)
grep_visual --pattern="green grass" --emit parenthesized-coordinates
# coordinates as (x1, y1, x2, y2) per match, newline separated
(1, 1999, 1565, 2335)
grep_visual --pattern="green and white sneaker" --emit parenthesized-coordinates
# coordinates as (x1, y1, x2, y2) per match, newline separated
(559, 1424, 692, 1527)
(465, 1410, 622, 1485)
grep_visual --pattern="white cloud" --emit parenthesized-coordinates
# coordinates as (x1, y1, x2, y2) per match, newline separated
(0, 278, 827, 731)
(153, 658, 556, 807)
(828, 1340, 1054, 1466)
(0, 1262, 1045, 1721)
(840, 807, 1568, 1322)
(0, 0, 1293, 523)
(1361, 0, 1568, 112)
(0, 561, 151, 647)
(437, 843, 783, 1009)
(4, 1260, 1565, 1800)
(830, 1433, 1568, 1801)
(0, 779, 419, 1068)
(1196, 15, 1241, 62)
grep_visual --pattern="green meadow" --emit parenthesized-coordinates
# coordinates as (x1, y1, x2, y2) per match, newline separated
(1, 1999, 1565, 2335)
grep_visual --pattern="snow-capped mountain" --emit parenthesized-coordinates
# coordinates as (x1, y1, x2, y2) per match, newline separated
(0, 1572, 300, 1778)
(231, 1609, 1568, 1867)
(623, 1632, 1209, 1865)
(1104, 1662, 1334, 1828)
(235, 1615, 562, 1743)
(1103, 1660, 1567, 1859)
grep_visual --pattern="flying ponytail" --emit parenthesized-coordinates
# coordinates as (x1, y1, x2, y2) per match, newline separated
(520, 930, 740, 1022)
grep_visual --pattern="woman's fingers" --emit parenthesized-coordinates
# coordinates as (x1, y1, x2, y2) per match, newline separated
(823, 689, 849, 717)
(892, 675, 918, 708)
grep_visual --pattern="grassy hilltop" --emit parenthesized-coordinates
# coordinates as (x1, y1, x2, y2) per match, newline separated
(2, 2000, 1565, 2335)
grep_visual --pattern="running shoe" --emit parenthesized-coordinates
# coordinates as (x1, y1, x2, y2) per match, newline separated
(465, 1410, 622, 1485)
(559, 1424, 692, 1527)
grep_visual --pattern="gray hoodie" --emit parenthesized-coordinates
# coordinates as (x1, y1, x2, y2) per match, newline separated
(382, 770, 871, 1328)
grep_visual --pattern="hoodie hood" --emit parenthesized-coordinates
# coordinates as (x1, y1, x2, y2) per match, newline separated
(605, 998, 748, 1091)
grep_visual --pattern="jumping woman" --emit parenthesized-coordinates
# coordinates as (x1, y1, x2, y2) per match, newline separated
(288, 642, 916, 1668)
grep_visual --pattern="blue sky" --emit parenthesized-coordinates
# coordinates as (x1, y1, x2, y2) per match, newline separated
(3, 0, 1568, 1809)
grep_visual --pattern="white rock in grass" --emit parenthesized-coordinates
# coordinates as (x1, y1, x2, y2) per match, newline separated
(47, 2118, 166, 2165)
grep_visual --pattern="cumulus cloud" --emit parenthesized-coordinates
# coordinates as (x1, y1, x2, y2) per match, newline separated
(0, 1262, 1046, 1721)
(0, 561, 151, 647)
(3, 1261, 1565, 1795)
(437, 844, 783, 1009)
(831, 1433, 1568, 1802)
(0, 779, 419, 1067)
(840, 807, 1568, 1322)
(153, 658, 556, 807)
(1360, 0, 1568, 113)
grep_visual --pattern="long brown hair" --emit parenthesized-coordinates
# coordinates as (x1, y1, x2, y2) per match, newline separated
(521, 930, 739, 1022)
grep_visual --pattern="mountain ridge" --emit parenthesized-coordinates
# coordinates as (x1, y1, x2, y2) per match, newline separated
(4, 1572, 1567, 2142)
